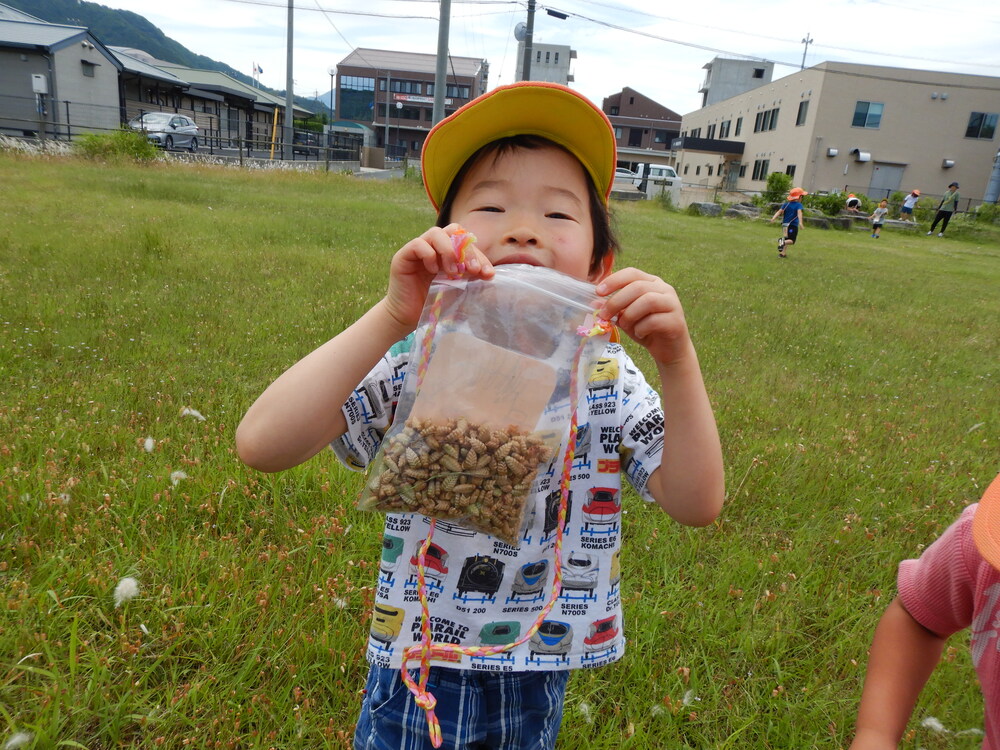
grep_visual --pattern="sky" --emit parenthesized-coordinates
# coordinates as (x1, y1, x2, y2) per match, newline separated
(99, 0, 1000, 116)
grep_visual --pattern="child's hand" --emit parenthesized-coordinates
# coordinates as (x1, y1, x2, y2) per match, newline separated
(595, 268, 693, 366)
(383, 224, 494, 332)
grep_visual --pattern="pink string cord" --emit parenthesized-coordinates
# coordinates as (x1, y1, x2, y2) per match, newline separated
(398, 234, 613, 745)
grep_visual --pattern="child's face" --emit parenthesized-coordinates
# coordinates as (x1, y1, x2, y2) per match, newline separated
(448, 144, 604, 283)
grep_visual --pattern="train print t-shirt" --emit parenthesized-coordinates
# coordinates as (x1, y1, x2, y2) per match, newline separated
(333, 334, 665, 672)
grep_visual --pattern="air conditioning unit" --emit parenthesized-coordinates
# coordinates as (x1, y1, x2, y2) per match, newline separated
(850, 148, 871, 163)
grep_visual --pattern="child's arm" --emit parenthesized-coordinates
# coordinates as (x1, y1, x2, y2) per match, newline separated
(849, 597, 947, 749)
(797, 208, 804, 226)
(236, 225, 493, 472)
(770, 208, 782, 222)
(595, 268, 724, 527)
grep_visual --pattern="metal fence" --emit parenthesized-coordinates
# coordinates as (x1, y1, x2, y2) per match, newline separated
(0, 92, 362, 164)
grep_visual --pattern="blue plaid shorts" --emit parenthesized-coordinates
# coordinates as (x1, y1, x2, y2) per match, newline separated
(353, 664, 570, 750)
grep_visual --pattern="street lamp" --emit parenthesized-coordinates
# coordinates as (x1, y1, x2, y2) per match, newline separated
(395, 101, 403, 161)
(327, 66, 335, 153)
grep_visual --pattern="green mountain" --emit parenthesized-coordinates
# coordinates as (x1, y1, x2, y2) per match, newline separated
(4, 0, 322, 113)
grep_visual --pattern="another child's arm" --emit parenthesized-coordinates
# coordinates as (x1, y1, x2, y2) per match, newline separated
(595, 268, 724, 527)
(849, 597, 946, 749)
(796, 207, 804, 226)
(236, 225, 493, 472)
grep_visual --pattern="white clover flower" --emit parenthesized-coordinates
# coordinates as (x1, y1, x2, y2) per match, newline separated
(114, 577, 140, 607)
(921, 716, 948, 734)
(4, 731, 33, 750)
(170, 470, 188, 487)
(180, 407, 206, 421)
(144, 437, 155, 453)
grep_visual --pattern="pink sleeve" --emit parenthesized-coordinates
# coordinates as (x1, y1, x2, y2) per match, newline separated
(897, 505, 979, 638)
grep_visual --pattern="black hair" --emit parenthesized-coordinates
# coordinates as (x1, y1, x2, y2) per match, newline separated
(434, 135, 619, 276)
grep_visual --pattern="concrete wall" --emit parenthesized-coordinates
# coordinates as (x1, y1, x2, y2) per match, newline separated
(681, 63, 1000, 202)
(0, 48, 52, 135)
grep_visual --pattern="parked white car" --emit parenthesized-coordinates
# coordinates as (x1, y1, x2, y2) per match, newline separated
(129, 112, 199, 151)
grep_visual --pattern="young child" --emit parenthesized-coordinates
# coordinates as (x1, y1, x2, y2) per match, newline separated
(236, 81, 724, 750)
(845, 193, 862, 213)
(898, 189, 920, 221)
(850, 472, 1000, 749)
(770, 187, 807, 258)
(868, 199, 889, 238)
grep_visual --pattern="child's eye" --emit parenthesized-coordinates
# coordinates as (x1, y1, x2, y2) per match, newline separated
(547, 212, 574, 220)
(474, 206, 504, 213)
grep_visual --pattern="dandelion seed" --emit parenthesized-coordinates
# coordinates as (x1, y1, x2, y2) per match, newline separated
(170, 470, 188, 486)
(956, 728, 985, 737)
(579, 702, 593, 724)
(58, 493, 71, 505)
(333, 597, 348, 609)
(140, 623, 150, 635)
(4, 731, 33, 750)
(144, 437, 155, 452)
(682, 690, 697, 706)
(921, 716, 948, 734)
(114, 577, 140, 607)
(181, 407, 206, 421)
(968, 422, 985, 433)
(650, 705, 666, 717)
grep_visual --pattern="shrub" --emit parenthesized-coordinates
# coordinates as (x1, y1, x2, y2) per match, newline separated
(75, 128, 160, 163)
(655, 189, 675, 211)
(762, 172, 793, 204)
(972, 202, 1000, 224)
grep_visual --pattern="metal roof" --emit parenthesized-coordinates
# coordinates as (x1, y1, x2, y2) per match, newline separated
(339, 48, 486, 78)
(0, 2, 39, 22)
(111, 47, 188, 86)
(155, 62, 311, 115)
(0, 18, 87, 47)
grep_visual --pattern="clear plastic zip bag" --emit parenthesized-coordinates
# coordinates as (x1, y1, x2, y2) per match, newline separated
(357, 263, 611, 546)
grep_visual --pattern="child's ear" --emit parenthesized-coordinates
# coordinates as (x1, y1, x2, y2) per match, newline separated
(589, 253, 615, 283)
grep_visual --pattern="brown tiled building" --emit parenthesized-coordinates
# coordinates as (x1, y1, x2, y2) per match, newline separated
(603, 87, 682, 168)
(335, 48, 488, 160)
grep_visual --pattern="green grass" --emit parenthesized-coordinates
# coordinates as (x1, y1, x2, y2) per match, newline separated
(1, 152, 997, 749)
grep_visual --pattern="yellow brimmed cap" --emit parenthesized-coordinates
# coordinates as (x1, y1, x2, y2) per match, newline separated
(973, 473, 1000, 570)
(421, 81, 616, 211)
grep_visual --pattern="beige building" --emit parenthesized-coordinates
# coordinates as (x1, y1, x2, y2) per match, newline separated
(676, 61, 1000, 203)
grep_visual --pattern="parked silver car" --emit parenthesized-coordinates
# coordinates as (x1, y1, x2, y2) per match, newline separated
(129, 112, 199, 151)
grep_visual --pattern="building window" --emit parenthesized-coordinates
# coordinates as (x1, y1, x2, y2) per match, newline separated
(739, 164, 747, 177)
(966, 112, 998, 139)
(339, 76, 376, 120)
(852, 101, 884, 129)
(81, 60, 97, 77)
(689, 127, 701, 138)
(653, 129, 667, 143)
(684, 164, 689, 175)
(545, 51, 550, 63)
(707, 166, 713, 176)
(751, 158, 770, 181)
(554, 52, 559, 64)
(614, 126, 623, 139)
(719, 120, 731, 138)
(754, 108, 779, 132)
(628, 128, 642, 147)
(786, 165, 796, 178)
(735, 117, 742, 136)
(753, 68, 765, 79)
(610, 106, 619, 116)
(536, 51, 542, 62)
(796, 100, 809, 126)
(695, 166, 701, 176)
(706, 123, 716, 139)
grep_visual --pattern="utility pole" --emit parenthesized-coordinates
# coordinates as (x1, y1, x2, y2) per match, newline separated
(800, 32, 813, 70)
(283, 0, 294, 159)
(432, 0, 451, 125)
(519, 0, 536, 81)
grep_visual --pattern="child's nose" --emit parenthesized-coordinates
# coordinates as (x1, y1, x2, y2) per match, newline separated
(503, 225, 539, 246)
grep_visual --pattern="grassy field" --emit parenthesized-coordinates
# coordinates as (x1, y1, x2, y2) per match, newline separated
(1, 151, 997, 749)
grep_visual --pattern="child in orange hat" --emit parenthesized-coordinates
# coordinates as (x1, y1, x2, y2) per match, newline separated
(898, 189, 920, 222)
(850, 472, 1000, 749)
(770, 187, 808, 258)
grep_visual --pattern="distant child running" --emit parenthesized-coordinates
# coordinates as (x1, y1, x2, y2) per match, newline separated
(898, 189, 920, 221)
(868, 199, 888, 238)
(771, 187, 807, 258)
(850, 472, 1000, 749)
(236, 81, 725, 750)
